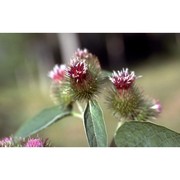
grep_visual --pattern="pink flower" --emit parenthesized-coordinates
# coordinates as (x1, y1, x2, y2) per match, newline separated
(25, 138, 44, 147)
(74, 48, 90, 59)
(48, 64, 66, 82)
(0, 137, 13, 147)
(109, 68, 140, 91)
(68, 59, 88, 83)
(151, 100, 162, 113)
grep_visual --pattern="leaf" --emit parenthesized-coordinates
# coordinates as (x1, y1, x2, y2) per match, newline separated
(83, 100, 108, 147)
(114, 121, 180, 147)
(14, 105, 72, 138)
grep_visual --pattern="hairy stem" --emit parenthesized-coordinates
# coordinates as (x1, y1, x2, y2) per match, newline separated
(71, 111, 82, 119)
(110, 121, 125, 147)
(76, 101, 84, 114)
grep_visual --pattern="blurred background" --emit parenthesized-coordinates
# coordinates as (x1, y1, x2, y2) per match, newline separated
(0, 33, 180, 147)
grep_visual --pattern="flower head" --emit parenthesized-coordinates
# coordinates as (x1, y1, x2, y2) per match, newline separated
(48, 64, 66, 83)
(49, 64, 73, 105)
(64, 49, 103, 101)
(151, 100, 162, 113)
(48, 48, 104, 102)
(68, 59, 88, 83)
(25, 138, 44, 147)
(107, 68, 146, 121)
(74, 48, 91, 59)
(109, 68, 140, 91)
(0, 137, 13, 147)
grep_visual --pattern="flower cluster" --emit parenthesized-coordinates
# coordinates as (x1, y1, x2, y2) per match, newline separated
(48, 48, 104, 103)
(48, 48, 162, 122)
(107, 68, 161, 121)
(0, 136, 50, 147)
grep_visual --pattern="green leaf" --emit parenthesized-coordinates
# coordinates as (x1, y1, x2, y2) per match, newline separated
(114, 121, 180, 147)
(83, 100, 108, 147)
(14, 105, 72, 138)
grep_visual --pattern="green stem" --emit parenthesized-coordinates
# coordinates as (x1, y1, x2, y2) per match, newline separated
(76, 101, 83, 114)
(110, 120, 125, 147)
(71, 111, 82, 119)
(116, 121, 124, 131)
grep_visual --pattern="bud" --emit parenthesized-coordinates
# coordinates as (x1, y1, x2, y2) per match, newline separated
(48, 64, 66, 83)
(74, 48, 90, 59)
(73, 48, 101, 71)
(132, 98, 162, 121)
(140, 99, 162, 120)
(150, 100, 162, 114)
(48, 64, 73, 106)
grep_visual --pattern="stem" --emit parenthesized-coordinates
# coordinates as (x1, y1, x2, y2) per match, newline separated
(116, 121, 124, 131)
(76, 101, 84, 114)
(71, 111, 82, 119)
(110, 120, 125, 147)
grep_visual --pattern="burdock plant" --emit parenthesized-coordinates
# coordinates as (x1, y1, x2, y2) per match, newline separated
(10, 48, 180, 147)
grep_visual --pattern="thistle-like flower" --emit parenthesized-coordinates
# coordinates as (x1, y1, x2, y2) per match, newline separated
(107, 68, 161, 122)
(0, 137, 13, 147)
(25, 137, 50, 147)
(48, 64, 66, 83)
(68, 59, 88, 83)
(48, 64, 73, 105)
(64, 49, 104, 101)
(110, 68, 140, 91)
(0, 136, 51, 147)
(48, 49, 103, 103)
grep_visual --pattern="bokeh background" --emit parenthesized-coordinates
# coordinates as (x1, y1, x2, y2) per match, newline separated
(0, 33, 180, 147)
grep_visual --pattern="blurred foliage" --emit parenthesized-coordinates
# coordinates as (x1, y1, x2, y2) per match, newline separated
(0, 34, 26, 85)
(1, 33, 180, 146)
